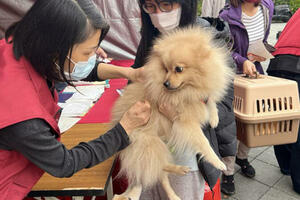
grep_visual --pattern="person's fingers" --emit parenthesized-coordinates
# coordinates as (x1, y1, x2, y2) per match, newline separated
(96, 47, 107, 58)
(246, 64, 252, 75)
(133, 100, 151, 114)
(251, 65, 257, 75)
(248, 68, 253, 76)
(140, 101, 151, 113)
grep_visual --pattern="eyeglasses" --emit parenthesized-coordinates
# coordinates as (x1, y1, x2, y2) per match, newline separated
(142, 1, 173, 14)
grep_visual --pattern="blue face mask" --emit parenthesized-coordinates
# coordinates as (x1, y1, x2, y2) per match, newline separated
(65, 54, 97, 81)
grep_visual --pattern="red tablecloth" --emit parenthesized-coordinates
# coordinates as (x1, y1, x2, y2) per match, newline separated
(79, 60, 221, 200)
(78, 78, 127, 124)
(79, 59, 132, 124)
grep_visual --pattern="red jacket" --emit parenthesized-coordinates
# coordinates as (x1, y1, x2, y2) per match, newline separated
(0, 39, 61, 200)
(273, 9, 300, 56)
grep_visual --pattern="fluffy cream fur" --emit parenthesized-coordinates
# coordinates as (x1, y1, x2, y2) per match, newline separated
(111, 27, 234, 200)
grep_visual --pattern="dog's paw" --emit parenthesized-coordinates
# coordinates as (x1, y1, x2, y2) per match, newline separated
(215, 161, 227, 171)
(209, 115, 219, 128)
(177, 165, 190, 175)
(113, 195, 131, 200)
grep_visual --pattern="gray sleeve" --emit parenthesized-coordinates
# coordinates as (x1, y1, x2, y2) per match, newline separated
(0, 118, 130, 178)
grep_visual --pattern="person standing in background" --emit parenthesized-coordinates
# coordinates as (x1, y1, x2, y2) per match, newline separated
(93, 0, 141, 60)
(0, 0, 141, 61)
(201, 0, 226, 18)
(267, 8, 300, 195)
(219, 0, 274, 195)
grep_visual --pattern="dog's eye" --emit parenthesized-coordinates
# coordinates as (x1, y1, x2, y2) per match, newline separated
(175, 66, 183, 73)
(164, 68, 168, 73)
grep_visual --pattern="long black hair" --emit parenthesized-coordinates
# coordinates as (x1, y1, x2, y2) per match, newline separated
(132, 0, 198, 68)
(5, 0, 109, 84)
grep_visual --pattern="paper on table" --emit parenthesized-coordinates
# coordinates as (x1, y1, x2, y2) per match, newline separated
(63, 84, 105, 94)
(58, 117, 81, 133)
(73, 80, 108, 86)
(57, 84, 106, 132)
(248, 40, 274, 60)
(60, 101, 93, 117)
(66, 85, 105, 102)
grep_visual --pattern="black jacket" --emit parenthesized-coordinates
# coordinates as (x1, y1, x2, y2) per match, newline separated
(196, 17, 237, 189)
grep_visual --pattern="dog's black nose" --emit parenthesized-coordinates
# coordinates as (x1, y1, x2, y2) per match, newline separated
(164, 81, 170, 88)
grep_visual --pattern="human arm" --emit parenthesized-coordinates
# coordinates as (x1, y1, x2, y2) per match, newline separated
(84, 63, 145, 82)
(0, 101, 151, 178)
(96, 63, 145, 82)
(232, 51, 247, 72)
(84, 47, 145, 82)
(0, 120, 129, 178)
(94, 46, 145, 82)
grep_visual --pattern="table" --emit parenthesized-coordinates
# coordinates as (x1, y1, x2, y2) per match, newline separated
(28, 59, 221, 200)
(28, 123, 115, 199)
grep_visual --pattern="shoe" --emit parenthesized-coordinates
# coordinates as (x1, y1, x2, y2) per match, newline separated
(221, 175, 235, 195)
(235, 157, 256, 178)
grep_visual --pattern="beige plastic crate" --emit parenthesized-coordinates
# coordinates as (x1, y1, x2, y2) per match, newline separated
(233, 74, 300, 147)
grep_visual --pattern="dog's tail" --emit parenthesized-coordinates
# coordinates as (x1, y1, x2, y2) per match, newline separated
(117, 132, 173, 188)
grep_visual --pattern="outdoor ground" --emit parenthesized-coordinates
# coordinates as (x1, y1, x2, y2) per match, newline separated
(222, 23, 300, 200)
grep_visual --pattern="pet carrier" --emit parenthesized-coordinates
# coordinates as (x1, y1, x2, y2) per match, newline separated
(233, 74, 300, 147)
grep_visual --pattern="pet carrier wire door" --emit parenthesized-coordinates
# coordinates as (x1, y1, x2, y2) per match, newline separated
(233, 74, 300, 147)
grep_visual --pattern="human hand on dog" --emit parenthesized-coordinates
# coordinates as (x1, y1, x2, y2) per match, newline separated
(243, 60, 257, 77)
(159, 102, 178, 122)
(120, 100, 151, 134)
(126, 67, 146, 82)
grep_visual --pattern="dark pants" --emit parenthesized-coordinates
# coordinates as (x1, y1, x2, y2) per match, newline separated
(268, 71, 300, 194)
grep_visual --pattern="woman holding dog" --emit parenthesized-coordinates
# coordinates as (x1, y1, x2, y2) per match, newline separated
(0, 0, 151, 199)
(129, 0, 238, 199)
(219, 0, 274, 195)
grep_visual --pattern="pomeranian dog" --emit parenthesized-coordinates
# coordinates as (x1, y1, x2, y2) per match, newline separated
(111, 27, 233, 200)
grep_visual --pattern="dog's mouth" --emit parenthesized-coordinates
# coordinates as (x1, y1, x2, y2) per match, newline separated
(165, 83, 184, 91)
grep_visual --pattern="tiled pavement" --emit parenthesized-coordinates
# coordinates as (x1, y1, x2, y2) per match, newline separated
(221, 146, 300, 200)
(221, 23, 300, 200)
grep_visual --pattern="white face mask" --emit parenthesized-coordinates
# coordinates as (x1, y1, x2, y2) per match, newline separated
(64, 54, 97, 81)
(149, 7, 182, 33)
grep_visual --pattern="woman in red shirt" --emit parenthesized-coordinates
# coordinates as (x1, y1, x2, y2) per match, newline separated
(267, 8, 300, 194)
(0, 0, 151, 199)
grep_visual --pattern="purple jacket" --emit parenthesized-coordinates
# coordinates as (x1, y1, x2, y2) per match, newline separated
(219, 0, 274, 74)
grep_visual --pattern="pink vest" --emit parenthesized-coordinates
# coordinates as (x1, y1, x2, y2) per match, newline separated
(0, 39, 61, 200)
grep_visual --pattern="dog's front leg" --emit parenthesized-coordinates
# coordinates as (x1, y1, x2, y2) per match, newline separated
(160, 173, 181, 200)
(169, 121, 226, 171)
(206, 98, 219, 128)
(113, 184, 142, 200)
(163, 164, 190, 175)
